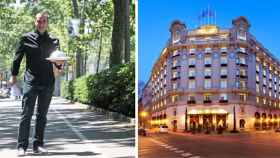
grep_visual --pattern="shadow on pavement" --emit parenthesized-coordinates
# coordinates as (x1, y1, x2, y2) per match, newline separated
(27, 151, 99, 156)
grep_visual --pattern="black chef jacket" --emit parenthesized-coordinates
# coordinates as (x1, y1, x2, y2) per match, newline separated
(11, 30, 59, 87)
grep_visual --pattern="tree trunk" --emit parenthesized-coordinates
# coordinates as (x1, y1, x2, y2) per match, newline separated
(124, 0, 130, 63)
(110, 0, 124, 68)
(71, 0, 81, 78)
(96, 31, 102, 73)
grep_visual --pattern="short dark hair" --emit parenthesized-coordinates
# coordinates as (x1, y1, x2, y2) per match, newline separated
(35, 10, 49, 21)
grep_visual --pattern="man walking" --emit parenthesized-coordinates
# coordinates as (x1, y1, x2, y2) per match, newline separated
(10, 11, 60, 156)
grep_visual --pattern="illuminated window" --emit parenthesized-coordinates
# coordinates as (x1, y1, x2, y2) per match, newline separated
(205, 47, 212, 53)
(172, 71, 179, 78)
(256, 75, 259, 82)
(204, 68, 211, 76)
(172, 59, 178, 67)
(263, 69, 266, 76)
(204, 94, 211, 102)
(221, 80, 227, 88)
(189, 48, 196, 55)
(172, 95, 179, 103)
(239, 93, 247, 101)
(256, 84, 260, 93)
(204, 57, 212, 65)
(220, 93, 228, 100)
(256, 97, 260, 103)
(189, 68, 196, 77)
(256, 64, 260, 72)
(239, 56, 246, 64)
(173, 50, 179, 56)
(221, 68, 227, 76)
(172, 82, 178, 90)
(221, 56, 228, 64)
(240, 68, 246, 76)
(204, 79, 211, 89)
(189, 80, 196, 89)
(189, 57, 196, 65)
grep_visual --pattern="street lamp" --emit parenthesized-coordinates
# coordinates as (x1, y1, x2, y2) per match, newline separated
(140, 111, 148, 128)
(230, 105, 239, 133)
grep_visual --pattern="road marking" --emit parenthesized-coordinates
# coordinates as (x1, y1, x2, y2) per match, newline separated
(53, 109, 111, 158)
(181, 152, 192, 157)
(150, 138, 202, 158)
(169, 147, 178, 151)
(175, 150, 184, 153)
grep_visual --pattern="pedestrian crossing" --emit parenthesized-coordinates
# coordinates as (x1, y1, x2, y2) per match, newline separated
(150, 139, 202, 158)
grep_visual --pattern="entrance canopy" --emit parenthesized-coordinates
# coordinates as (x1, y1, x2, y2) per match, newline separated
(188, 109, 228, 115)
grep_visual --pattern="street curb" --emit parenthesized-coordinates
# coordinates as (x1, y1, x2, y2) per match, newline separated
(73, 101, 135, 126)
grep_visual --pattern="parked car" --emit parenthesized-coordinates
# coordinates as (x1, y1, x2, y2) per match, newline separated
(138, 127, 147, 136)
(159, 125, 168, 133)
(275, 127, 280, 133)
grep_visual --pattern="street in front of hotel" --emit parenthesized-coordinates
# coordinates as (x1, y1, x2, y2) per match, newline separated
(139, 131, 280, 158)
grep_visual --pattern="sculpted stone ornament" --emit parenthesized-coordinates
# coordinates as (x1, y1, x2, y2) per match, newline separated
(46, 50, 69, 77)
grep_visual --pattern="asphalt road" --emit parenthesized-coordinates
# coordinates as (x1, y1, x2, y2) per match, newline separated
(139, 130, 280, 158)
(0, 97, 135, 158)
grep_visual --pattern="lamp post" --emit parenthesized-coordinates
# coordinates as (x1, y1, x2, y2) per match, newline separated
(230, 105, 239, 133)
(185, 107, 188, 132)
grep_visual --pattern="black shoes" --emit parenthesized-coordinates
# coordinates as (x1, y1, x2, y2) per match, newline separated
(17, 147, 26, 157)
(33, 146, 48, 154)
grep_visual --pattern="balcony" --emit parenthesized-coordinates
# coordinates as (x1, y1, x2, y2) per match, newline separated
(172, 64, 181, 69)
(171, 76, 180, 80)
(221, 63, 227, 67)
(204, 75, 211, 79)
(187, 100, 196, 104)
(240, 74, 248, 78)
(205, 48, 212, 54)
(204, 63, 212, 67)
(189, 64, 195, 68)
(220, 47, 227, 53)
(172, 53, 180, 58)
(236, 63, 248, 67)
(204, 100, 212, 104)
(188, 76, 195, 79)
(221, 74, 227, 78)
(219, 99, 228, 103)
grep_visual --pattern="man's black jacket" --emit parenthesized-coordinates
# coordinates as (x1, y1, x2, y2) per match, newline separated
(11, 30, 59, 87)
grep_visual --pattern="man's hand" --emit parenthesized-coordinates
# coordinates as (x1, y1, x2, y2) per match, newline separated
(9, 76, 17, 85)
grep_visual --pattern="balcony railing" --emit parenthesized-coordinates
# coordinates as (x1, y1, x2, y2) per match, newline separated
(187, 100, 196, 104)
(219, 100, 228, 103)
(204, 100, 212, 104)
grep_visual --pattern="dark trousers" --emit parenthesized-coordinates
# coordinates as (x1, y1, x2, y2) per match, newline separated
(17, 84, 54, 150)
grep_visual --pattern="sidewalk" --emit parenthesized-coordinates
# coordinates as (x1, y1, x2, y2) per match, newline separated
(0, 97, 135, 158)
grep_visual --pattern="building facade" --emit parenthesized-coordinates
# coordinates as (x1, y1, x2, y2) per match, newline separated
(143, 16, 280, 132)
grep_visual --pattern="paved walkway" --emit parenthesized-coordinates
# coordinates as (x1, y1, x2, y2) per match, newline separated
(0, 97, 135, 158)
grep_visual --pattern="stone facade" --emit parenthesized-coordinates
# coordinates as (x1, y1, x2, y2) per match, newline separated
(142, 16, 280, 132)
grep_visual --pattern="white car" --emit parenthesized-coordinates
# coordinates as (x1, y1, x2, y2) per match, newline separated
(159, 125, 168, 133)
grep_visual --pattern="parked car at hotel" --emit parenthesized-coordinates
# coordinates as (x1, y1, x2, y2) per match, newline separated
(159, 125, 168, 133)
(138, 127, 147, 136)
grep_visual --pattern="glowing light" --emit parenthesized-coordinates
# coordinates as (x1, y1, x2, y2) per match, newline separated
(140, 111, 148, 117)
(196, 25, 219, 35)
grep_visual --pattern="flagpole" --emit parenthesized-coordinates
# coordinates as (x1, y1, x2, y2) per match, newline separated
(215, 11, 216, 25)
(207, 5, 210, 25)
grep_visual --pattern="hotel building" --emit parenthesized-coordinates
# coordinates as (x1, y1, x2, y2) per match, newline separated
(142, 16, 280, 132)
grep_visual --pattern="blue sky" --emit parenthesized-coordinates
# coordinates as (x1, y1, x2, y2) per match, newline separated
(139, 0, 280, 83)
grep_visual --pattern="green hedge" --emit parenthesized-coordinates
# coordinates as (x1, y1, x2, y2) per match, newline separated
(61, 63, 135, 117)
(61, 79, 74, 101)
